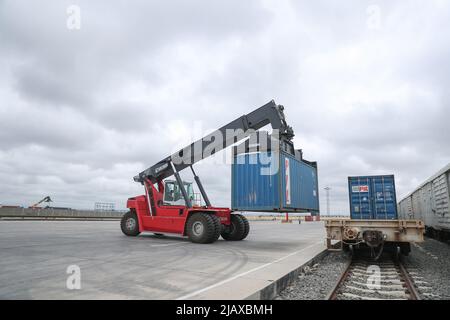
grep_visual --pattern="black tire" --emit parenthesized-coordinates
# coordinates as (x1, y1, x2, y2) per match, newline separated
(210, 214, 222, 242)
(121, 211, 140, 236)
(221, 214, 248, 241)
(186, 213, 219, 244)
(240, 214, 250, 240)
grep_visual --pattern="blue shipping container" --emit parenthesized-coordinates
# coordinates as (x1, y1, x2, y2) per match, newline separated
(231, 151, 319, 213)
(348, 175, 398, 220)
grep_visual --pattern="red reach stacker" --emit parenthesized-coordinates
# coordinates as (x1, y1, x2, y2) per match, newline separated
(121, 100, 296, 243)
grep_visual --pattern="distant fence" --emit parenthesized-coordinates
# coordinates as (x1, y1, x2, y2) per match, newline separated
(0, 207, 125, 220)
(0, 207, 344, 221)
(246, 215, 324, 221)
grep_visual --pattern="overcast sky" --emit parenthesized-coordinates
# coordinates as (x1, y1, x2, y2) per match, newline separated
(0, 0, 449, 213)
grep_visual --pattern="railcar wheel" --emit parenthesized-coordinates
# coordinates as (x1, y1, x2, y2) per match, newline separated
(400, 243, 411, 256)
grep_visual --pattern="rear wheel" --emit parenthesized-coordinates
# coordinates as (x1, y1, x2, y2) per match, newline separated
(241, 214, 250, 240)
(221, 214, 249, 241)
(186, 213, 220, 244)
(121, 211, 140, 236)
(210, 214, 222, 243)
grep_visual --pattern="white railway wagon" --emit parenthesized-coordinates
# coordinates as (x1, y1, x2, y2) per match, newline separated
(398, 163, 450, 239)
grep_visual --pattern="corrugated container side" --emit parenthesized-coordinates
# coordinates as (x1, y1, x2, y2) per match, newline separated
(348, 175, 398, 220)
(398, 163, 450, 232)
(280, 153, 319, 211)
(398, 195, 413, 220)
(231, 151, 319, 212)
(231, 152, 280, 211)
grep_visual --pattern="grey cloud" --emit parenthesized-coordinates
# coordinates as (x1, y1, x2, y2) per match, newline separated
(0, 1, 449, 212)
(0, 0, 271, 108)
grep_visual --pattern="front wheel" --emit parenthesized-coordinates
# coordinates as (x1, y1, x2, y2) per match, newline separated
(121, 211, 140, 236)
(221, 214, 249, 241)
(186, 213, 220, 244)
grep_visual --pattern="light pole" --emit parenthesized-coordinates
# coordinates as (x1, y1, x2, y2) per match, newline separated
(324, 186, 331, 216)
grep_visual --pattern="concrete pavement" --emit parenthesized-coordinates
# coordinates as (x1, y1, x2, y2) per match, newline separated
(0, 220, 326, 299)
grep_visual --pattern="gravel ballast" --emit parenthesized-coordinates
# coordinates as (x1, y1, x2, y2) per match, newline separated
(276, 252, 349, 300)
(403, 237, 450, 300)
(276, 237, 450, 300)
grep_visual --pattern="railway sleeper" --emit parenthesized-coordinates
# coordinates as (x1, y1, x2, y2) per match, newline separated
(349, 275, 403, 284)
(351, 271, 402, 278)
(351, 268, 400, 275)
(342, 285, 409, 298)
(341, 292, 407, 300)
(349, 281, 405, 290)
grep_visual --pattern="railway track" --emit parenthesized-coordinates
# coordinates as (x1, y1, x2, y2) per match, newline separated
(327, 255, 421, 300)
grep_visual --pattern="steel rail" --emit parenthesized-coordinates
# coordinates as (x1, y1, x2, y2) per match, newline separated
(398, 261, 420, 300)
(326, 257, 353, 300)
(328, 254, 420, 300)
